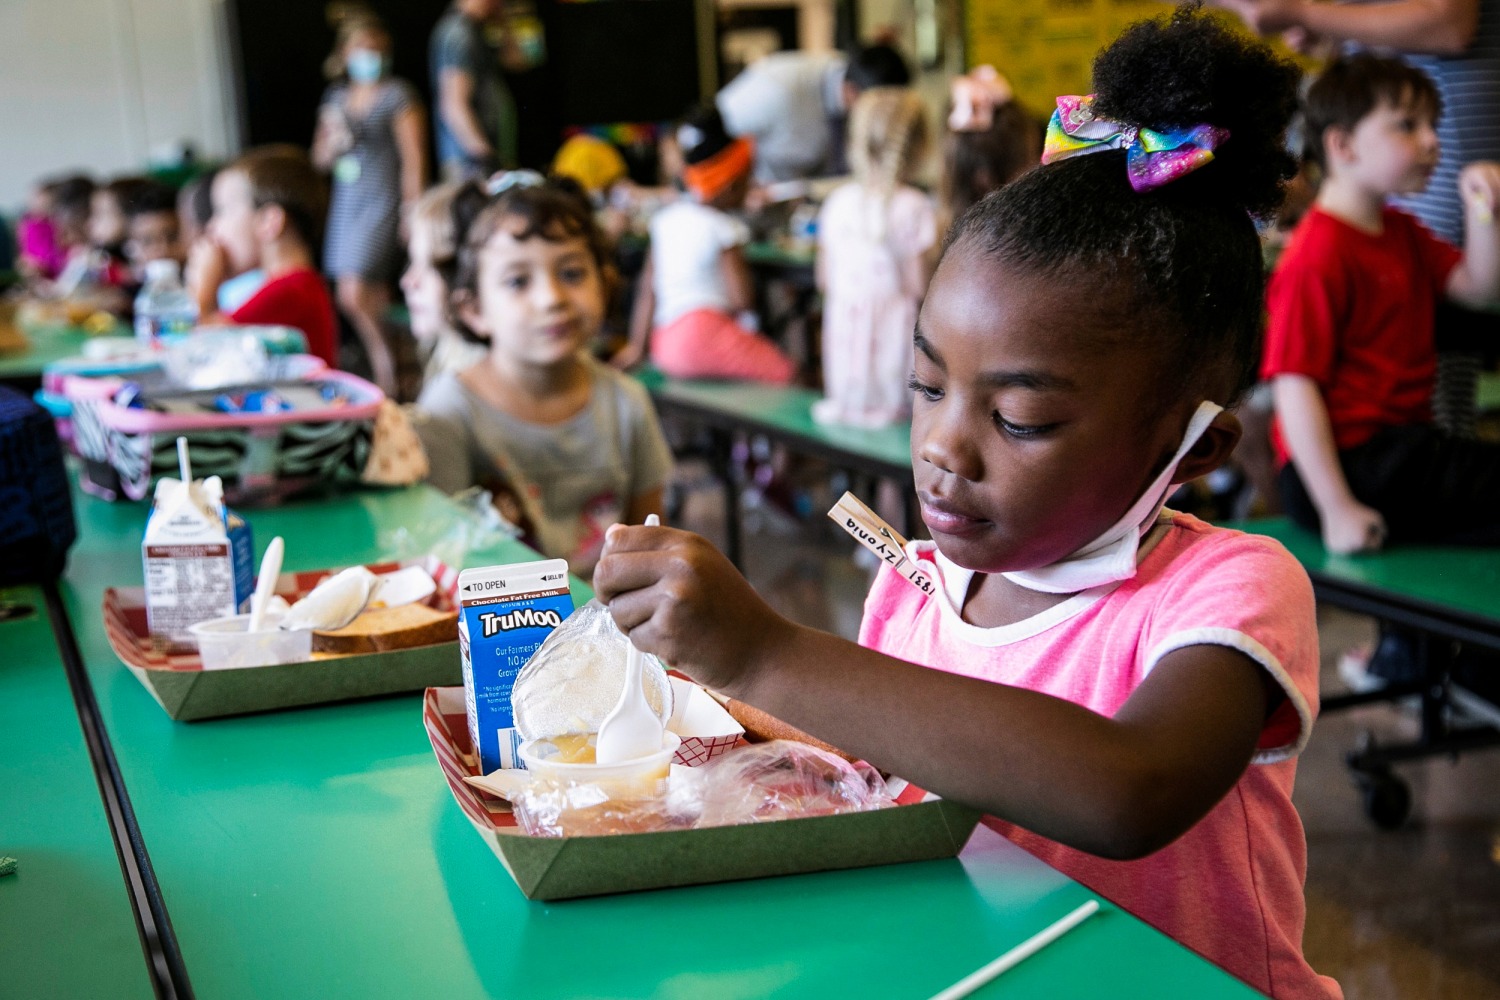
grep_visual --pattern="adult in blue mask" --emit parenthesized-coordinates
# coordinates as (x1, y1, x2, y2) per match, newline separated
(312, 10, 429, 398)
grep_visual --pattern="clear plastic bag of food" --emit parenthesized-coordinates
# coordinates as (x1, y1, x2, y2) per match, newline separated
(511, 599, 673, 740)
(511, 777, 698, 838)
(694, 740, 895, 827)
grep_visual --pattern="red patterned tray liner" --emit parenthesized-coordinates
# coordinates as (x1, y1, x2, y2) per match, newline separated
(422, 687, 930, 839)
(104, 556, 460, 673)
(425, 686, 521, 830)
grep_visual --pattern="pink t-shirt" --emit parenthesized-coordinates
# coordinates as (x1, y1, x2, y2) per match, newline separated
(859, 512, 1340, 1000)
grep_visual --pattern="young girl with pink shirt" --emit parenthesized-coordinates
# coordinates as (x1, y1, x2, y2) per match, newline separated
(596, 9, 1339, 999)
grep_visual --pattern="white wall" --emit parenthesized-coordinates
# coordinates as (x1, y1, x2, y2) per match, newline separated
(0, 0, 239, 210)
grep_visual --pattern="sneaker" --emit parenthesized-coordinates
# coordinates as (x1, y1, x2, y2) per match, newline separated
(1366, 627, 1422, 685)
(1337, 643, 1384, 694)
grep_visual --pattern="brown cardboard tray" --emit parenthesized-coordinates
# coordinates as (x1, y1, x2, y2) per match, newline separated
(103, 558, 460, 720)
(424, 686, 981, 901)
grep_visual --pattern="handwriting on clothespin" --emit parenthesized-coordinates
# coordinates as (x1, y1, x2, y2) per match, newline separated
(827, 492, 938, 598)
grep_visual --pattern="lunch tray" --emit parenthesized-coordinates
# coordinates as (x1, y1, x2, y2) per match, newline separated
(103, 557, 461, 720)
(424, 686, 981, 901)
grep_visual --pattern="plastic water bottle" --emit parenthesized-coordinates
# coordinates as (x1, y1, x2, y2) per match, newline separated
(788, 202, 819, 255)
(134, 259, 198, 346)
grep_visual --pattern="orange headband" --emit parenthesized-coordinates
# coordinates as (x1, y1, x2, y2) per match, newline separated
(681, 137, 754, 201)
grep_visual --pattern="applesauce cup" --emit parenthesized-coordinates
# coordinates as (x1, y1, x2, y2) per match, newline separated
(518, 732, 681, 795)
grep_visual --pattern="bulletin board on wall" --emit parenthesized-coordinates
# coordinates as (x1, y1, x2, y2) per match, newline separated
(962, 0, 1159, 115)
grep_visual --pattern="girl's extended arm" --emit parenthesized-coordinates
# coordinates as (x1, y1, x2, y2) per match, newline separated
(595, 525, 1272, 861)
(393, 101, 430, 217)
(1271, 374, 1386, 553)
(720, 246, 755, 315)
(615, 253, 656, 370)
(1222, 0, 1478, 55)
(1448, 162, 1500, 305)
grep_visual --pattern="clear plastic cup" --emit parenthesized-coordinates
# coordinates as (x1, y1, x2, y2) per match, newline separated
(189, 613, 312, 670)
(518, 732, 682, 794)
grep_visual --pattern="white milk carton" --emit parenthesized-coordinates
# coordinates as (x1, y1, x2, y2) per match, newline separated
(142, 475, 254, 649)
(457, 559, 573, 774)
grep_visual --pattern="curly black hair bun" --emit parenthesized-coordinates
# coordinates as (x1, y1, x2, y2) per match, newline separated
(1091, 2, 1299, 218)
(945, 4, 1301, 406)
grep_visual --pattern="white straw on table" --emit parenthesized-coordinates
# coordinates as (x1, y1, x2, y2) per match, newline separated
(927, 899, 1100, 1000)
(176, 436, 192, 484)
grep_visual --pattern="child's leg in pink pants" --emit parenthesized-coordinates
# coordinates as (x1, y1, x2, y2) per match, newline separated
(650, 308, 796, 384)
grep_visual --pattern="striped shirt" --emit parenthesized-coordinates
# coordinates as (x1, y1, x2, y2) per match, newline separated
(1395, 0, 1500, 245)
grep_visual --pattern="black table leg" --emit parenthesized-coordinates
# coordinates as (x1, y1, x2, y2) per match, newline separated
(708, 427, 743, 568)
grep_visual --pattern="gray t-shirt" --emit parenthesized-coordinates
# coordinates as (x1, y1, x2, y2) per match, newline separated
(430, 8, 518, 173)
(414, 358, 673, 571)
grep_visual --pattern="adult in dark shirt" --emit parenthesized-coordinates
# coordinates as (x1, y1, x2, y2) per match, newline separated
(430, 0, 518, 180)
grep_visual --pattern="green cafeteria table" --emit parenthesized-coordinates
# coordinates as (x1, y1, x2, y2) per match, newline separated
(60, 483, 1260, 998)
(1236, 515, 1500, 828)
(638, 370, 917, 566)
(0, 585, 154, 999)
(0, 323, 128, 387)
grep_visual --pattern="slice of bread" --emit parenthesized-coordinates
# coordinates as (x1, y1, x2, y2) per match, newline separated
(312, 602, 458, 654)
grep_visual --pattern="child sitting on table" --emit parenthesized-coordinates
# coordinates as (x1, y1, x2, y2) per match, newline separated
(814, 86, 937, 428)
(597, 9, 1340, 998)
(614, 106, 796, 383)
(414, 174, 673, 579)
(400, 181, 487, 385)
(1264, 53, 1500, 555)
(197, 146, 339, 368)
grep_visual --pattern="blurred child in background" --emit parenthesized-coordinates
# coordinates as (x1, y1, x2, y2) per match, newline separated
(942, 66, 1045, 229)
(183, 168, 268, 316)
(122, 181, 184, 280)
(52, 176, 146, 303)
(400, 180, 487, 385)
(85, 177, 151, 286)
(16, 177, 70, 281)
(615, 106, 795, 383)
(814, 86, 936, 428)
(200, 146, 339, 367)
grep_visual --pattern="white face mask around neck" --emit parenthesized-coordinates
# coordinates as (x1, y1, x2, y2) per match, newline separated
(998, 400, 1224, 594)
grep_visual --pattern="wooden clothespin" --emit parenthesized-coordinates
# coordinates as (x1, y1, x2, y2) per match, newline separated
(827, 492, 938, 598)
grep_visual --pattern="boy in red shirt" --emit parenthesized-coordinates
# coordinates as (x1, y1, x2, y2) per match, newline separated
(199, 146, 339, 367)
(1264, 54, 1500, 556)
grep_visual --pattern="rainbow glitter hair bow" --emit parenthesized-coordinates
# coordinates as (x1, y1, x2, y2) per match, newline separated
(1041, 95, 1229, 193)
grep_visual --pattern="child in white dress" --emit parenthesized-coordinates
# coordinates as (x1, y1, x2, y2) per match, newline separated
(814, 87, 936, 428)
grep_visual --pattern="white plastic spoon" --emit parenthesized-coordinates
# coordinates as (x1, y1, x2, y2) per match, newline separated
(247, 536, 285, 633)
(595, 514, 666, 764)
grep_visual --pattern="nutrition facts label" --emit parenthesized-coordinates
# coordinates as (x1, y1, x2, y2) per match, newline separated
(144, 544, 236, 641)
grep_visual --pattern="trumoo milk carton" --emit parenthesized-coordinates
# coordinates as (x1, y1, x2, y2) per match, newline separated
(457, 559, 573, 774)
(142, 475, 254, 650)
